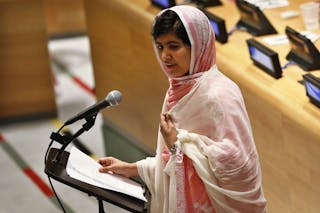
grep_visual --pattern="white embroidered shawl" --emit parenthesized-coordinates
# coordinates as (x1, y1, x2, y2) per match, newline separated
(137, 5, 266, 213)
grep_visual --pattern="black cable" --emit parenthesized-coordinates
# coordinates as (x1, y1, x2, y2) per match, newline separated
(44, 124, 67, 213)
(48, 176, 67, 213)
(44, 117, 96, 212)
(228, 25, 248, 36)
(281, 60, 296, 69)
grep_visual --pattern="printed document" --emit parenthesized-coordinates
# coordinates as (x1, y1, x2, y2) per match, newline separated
(263, 31, 320, 45)
(246, 0, 289, 10)
(66, 146, 147, 201)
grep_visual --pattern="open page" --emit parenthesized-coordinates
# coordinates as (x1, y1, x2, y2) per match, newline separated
(66, 146, 147, 201)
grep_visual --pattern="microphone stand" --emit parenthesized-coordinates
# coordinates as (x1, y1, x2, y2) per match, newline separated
(45, 112, 149, 213)
(48, 113, 108, 213)
(51, 113, 97, 164)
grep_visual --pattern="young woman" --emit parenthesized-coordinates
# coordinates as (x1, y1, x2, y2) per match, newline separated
(98, 5, 267, 212)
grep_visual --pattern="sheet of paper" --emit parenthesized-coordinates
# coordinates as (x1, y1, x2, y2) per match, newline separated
(263, 31, 320, 45)
(246, 0, 289, 10)
(66, 146, 147, 201)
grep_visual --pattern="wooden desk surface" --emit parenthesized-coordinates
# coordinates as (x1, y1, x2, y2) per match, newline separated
(208, 0, 320, 135)
(0, 0, 56, 123)
(84, 1, 320, 212)
(44, 0, 87, 36)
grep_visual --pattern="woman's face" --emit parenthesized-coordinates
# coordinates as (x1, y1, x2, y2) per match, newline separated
(155, 32, 191, 78)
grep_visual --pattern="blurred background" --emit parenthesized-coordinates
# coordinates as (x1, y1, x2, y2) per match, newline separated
(0, 0, 146, 212)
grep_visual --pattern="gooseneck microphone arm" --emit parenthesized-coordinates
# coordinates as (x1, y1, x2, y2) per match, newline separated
(64, 90, 122, 126)
(47, 90, 122, 164)
(44, 90, 123, 213)
(52, 114, 97, 164)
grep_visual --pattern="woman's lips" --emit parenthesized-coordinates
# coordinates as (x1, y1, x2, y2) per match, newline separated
(165, 64, 177, 69)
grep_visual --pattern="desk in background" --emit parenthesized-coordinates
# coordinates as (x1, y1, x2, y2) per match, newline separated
(0, 0, 56, 123)
(44, 0, 87, 37)
(84, 0, 166, 152)
(84, 0, 320, 212)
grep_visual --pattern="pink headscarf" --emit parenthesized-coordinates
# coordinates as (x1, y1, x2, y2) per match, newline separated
(155, 6, 218, 212)
(153, 5, 216, 110)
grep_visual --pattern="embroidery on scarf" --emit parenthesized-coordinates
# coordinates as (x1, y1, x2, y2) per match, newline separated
(194, 201, 215, 213)
(175, 148, 186, 212)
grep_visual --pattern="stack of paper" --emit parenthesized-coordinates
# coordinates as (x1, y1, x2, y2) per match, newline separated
(263, 31, 320, 45)
(66, 146, 147, 201)
(246, 0, 289, 10)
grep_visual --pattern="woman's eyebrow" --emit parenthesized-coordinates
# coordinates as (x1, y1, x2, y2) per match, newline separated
(165, 41, 180, 45)
(160, 41, 181, 46)
(155, 40, 181, 46)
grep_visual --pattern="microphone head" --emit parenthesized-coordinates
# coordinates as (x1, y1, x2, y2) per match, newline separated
(106, 90, 122, 106)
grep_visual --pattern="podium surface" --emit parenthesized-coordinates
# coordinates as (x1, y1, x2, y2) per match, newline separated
(45, 148, 149, 213)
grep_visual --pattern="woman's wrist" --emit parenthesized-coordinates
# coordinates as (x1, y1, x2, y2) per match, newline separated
(127, 162, 139, 177)
(169, 143, 177, 155)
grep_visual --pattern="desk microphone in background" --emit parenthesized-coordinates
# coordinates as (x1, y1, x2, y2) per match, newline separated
(64, 90, 122, 125)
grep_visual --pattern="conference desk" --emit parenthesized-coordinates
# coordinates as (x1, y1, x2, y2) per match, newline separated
(0, 0, 56, 123)
(44, 0, 87, 36)
(84, 0, 320, 212)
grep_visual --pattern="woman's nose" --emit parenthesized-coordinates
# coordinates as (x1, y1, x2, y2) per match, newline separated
(161, 49, 171, 61)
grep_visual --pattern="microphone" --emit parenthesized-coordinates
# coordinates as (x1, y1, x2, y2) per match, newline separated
(64, 90, 122, 125)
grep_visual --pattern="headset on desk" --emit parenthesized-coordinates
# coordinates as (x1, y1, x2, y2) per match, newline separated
(150, 0, 222, 9)
(246, 38, 282, 79)
(234, 0, 277, 36)
(201, 9, 228, 44)
(150, 0, 176, 9)
(303, 74, 320, 108)
(285, 26, 320, 71)
(191, 0, 222, 7)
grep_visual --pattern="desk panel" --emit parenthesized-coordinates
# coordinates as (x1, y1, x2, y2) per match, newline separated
(84, 0, 320, 212)
(44, 0, 87, 36)
(84, 0, 166, 151)
(0, 0, 56, 123)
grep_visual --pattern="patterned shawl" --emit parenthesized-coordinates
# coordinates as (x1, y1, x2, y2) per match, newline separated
(137, 5, 266, 213)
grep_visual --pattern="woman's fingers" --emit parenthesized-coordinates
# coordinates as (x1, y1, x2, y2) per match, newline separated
(159, 113, 178, 147)
(98, 157, 137, 178)
(160, 113, 174, 130)
(98, 166, 112, 173)
(98, 157, 113, 166)
(98, 157, 116, 173)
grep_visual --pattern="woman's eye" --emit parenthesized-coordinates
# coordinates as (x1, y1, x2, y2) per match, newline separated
(156, 44, 163, 50)
(169, 45, 179, 50)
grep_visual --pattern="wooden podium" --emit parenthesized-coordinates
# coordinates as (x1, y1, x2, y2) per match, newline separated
(45, 148, 150, 213)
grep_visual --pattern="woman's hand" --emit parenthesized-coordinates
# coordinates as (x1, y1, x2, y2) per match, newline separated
(159, 113, 178, 149)
(98, 157, 138, 178)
